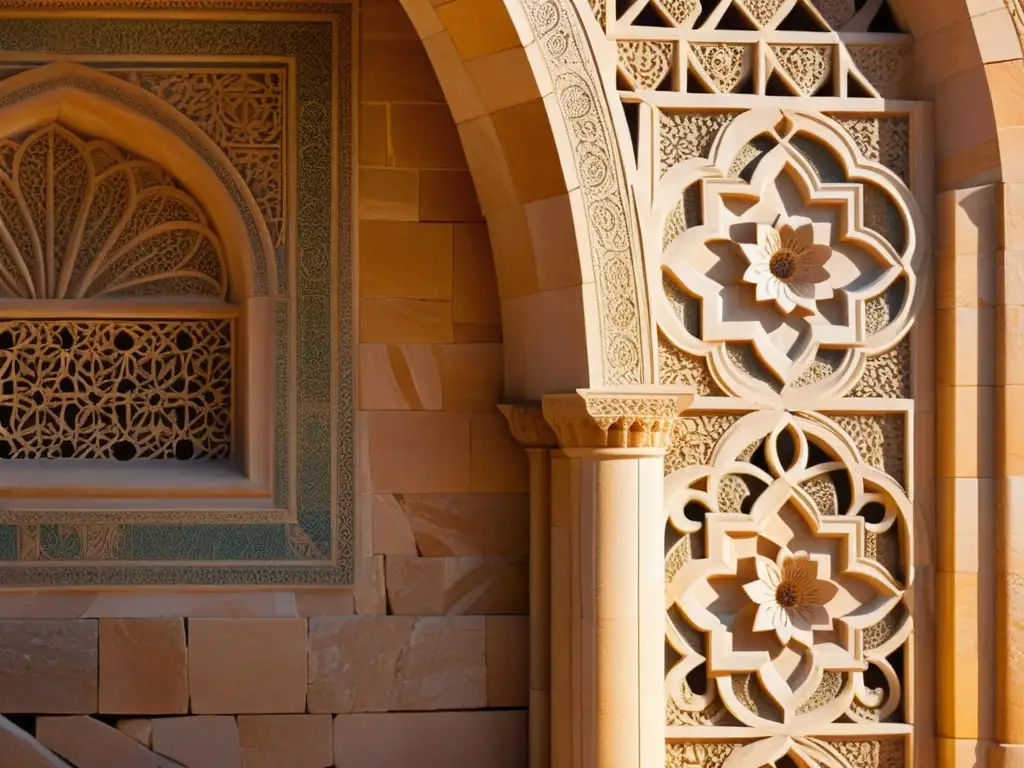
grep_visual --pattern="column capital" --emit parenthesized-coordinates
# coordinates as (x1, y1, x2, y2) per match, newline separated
(498, 404, 559, 448)
(539, 387, 694, 449)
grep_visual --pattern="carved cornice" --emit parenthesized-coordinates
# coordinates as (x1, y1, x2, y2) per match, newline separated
(498, 404, 559, 449)
(540, 387, 693, 449)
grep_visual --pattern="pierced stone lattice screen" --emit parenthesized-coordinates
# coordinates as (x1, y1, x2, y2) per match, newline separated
(0, 121, 233, 463)
(0, 319, 232, 461)
(626, 0, 930, 754)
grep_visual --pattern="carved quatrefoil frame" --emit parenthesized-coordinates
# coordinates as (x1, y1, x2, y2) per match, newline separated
(653, 109, 927, 408)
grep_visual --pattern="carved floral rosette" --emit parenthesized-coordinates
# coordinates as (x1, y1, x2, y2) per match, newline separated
(664, 411, 912, 759)
(654, 109, 926, 407)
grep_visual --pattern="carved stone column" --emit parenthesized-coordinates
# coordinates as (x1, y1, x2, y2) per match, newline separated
(499, 405, 559, 768)
(540, 388, 693, 768)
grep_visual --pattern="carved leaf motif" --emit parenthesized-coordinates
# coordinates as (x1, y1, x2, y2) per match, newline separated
(808, 0, 856, 28)
(771, 45, 832, 95)
(118, 70, 286, 249)
(689, 43, 752, 92)
(659, 110, 738, 174)
(0, 123, 226, 300)
(848, 44, 912, 98)
(831, 115, 910, 183)
(665, 412, 912, 734)
(655, 0, 700, 25)
(736, 0, 787, 27)
(618, 40, 674, 89)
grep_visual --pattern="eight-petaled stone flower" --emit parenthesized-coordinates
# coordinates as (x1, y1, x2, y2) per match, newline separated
(742, 551, 839, 648)
(739, 217, 833, 314)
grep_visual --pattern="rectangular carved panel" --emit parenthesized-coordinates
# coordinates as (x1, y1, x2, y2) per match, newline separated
(0, 319, 231, 461)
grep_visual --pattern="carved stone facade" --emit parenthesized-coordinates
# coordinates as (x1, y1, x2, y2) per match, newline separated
(605, 0, 931, 764)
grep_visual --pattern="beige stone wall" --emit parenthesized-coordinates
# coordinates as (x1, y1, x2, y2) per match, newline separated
(0, 3, 533, 766)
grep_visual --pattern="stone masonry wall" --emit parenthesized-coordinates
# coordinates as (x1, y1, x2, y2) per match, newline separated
(0, 2, 531, 766)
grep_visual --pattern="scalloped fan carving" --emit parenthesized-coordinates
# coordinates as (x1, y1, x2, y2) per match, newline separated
(0, 123, 227, 300)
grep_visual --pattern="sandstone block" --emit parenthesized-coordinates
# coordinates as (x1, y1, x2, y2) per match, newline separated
(371, 494, 419, 555)
(151, 716, 241, 768)
(237, 715, 333, 768)
(0, 620, 98, 713)
(359, 168, 419, 221)
(360, 298, 454, 344)
(359, 103, 387, 167)
(471, 412, 530, 492)
(367, 411, 471, 493)
(359, 221, 454, 301)
(308, 616, 414, 713)
(486, 616, 529, 707)
(361, 38, 444, 103)
(385, 555, 528, 615)
(334, 711, 528, 767)
(188, 619, 307, 714)
(390, 104, 466, 170)
(453, 223, 501, 326)
(100, 619, 188, 714)
(358, 344, 442, 411)
(37, 717, 182, 768)
(0, 716, 70, 768)
(308, 616, 485, 712)
(441, 343, 503, 411)
(399, 493, 529, 556)
(116, 719, 152, 748)
(420, 170, 482, 222)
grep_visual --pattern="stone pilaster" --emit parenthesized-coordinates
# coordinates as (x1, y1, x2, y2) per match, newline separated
(539, 388, 692, 768)
(499, 405, 558, 768)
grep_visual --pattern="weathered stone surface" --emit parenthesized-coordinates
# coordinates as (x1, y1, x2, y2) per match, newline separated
(400, 493, 529, 556)
(37, 717, 183, 768)
(0, 620, 98, 713)
(371, 494, 419, 555)
(237, 715, 333, 768)
(188, 619, 307, 714)
(334, 711, 527, 767)
(0, 715, 71, 768)
(308, 616, 486, 712)
(385, 555, 528, 615)
(100, 619, 188, 714)
(486, 616, 529, 707)
(116, 719, 152, 748)
(151, 716, 241, 768)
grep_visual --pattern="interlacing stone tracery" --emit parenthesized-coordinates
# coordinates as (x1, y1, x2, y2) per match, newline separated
(655, 109, 924, 404)
(665, 412, 912, 764)
(0, 121, 233, 463)
(552, 0, 925, 758)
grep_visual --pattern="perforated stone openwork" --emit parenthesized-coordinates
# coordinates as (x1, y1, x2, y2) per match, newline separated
(665, 411, 912, 764)
(0, 121, 232, 462)
(655, 109, 925, 405)
(0, 319, 231, 460)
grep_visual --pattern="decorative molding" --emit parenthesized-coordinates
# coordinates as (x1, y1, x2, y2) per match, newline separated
(665, 410, 912, 744)
(541, 387, 693, 448)
(0, 10, 354, 586)
(498, 404, 559, 448)
(654, 108, 925, 407)
(523, 0, 649, 385)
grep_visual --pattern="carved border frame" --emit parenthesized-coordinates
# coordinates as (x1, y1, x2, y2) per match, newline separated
(0, 8, 356, 586)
